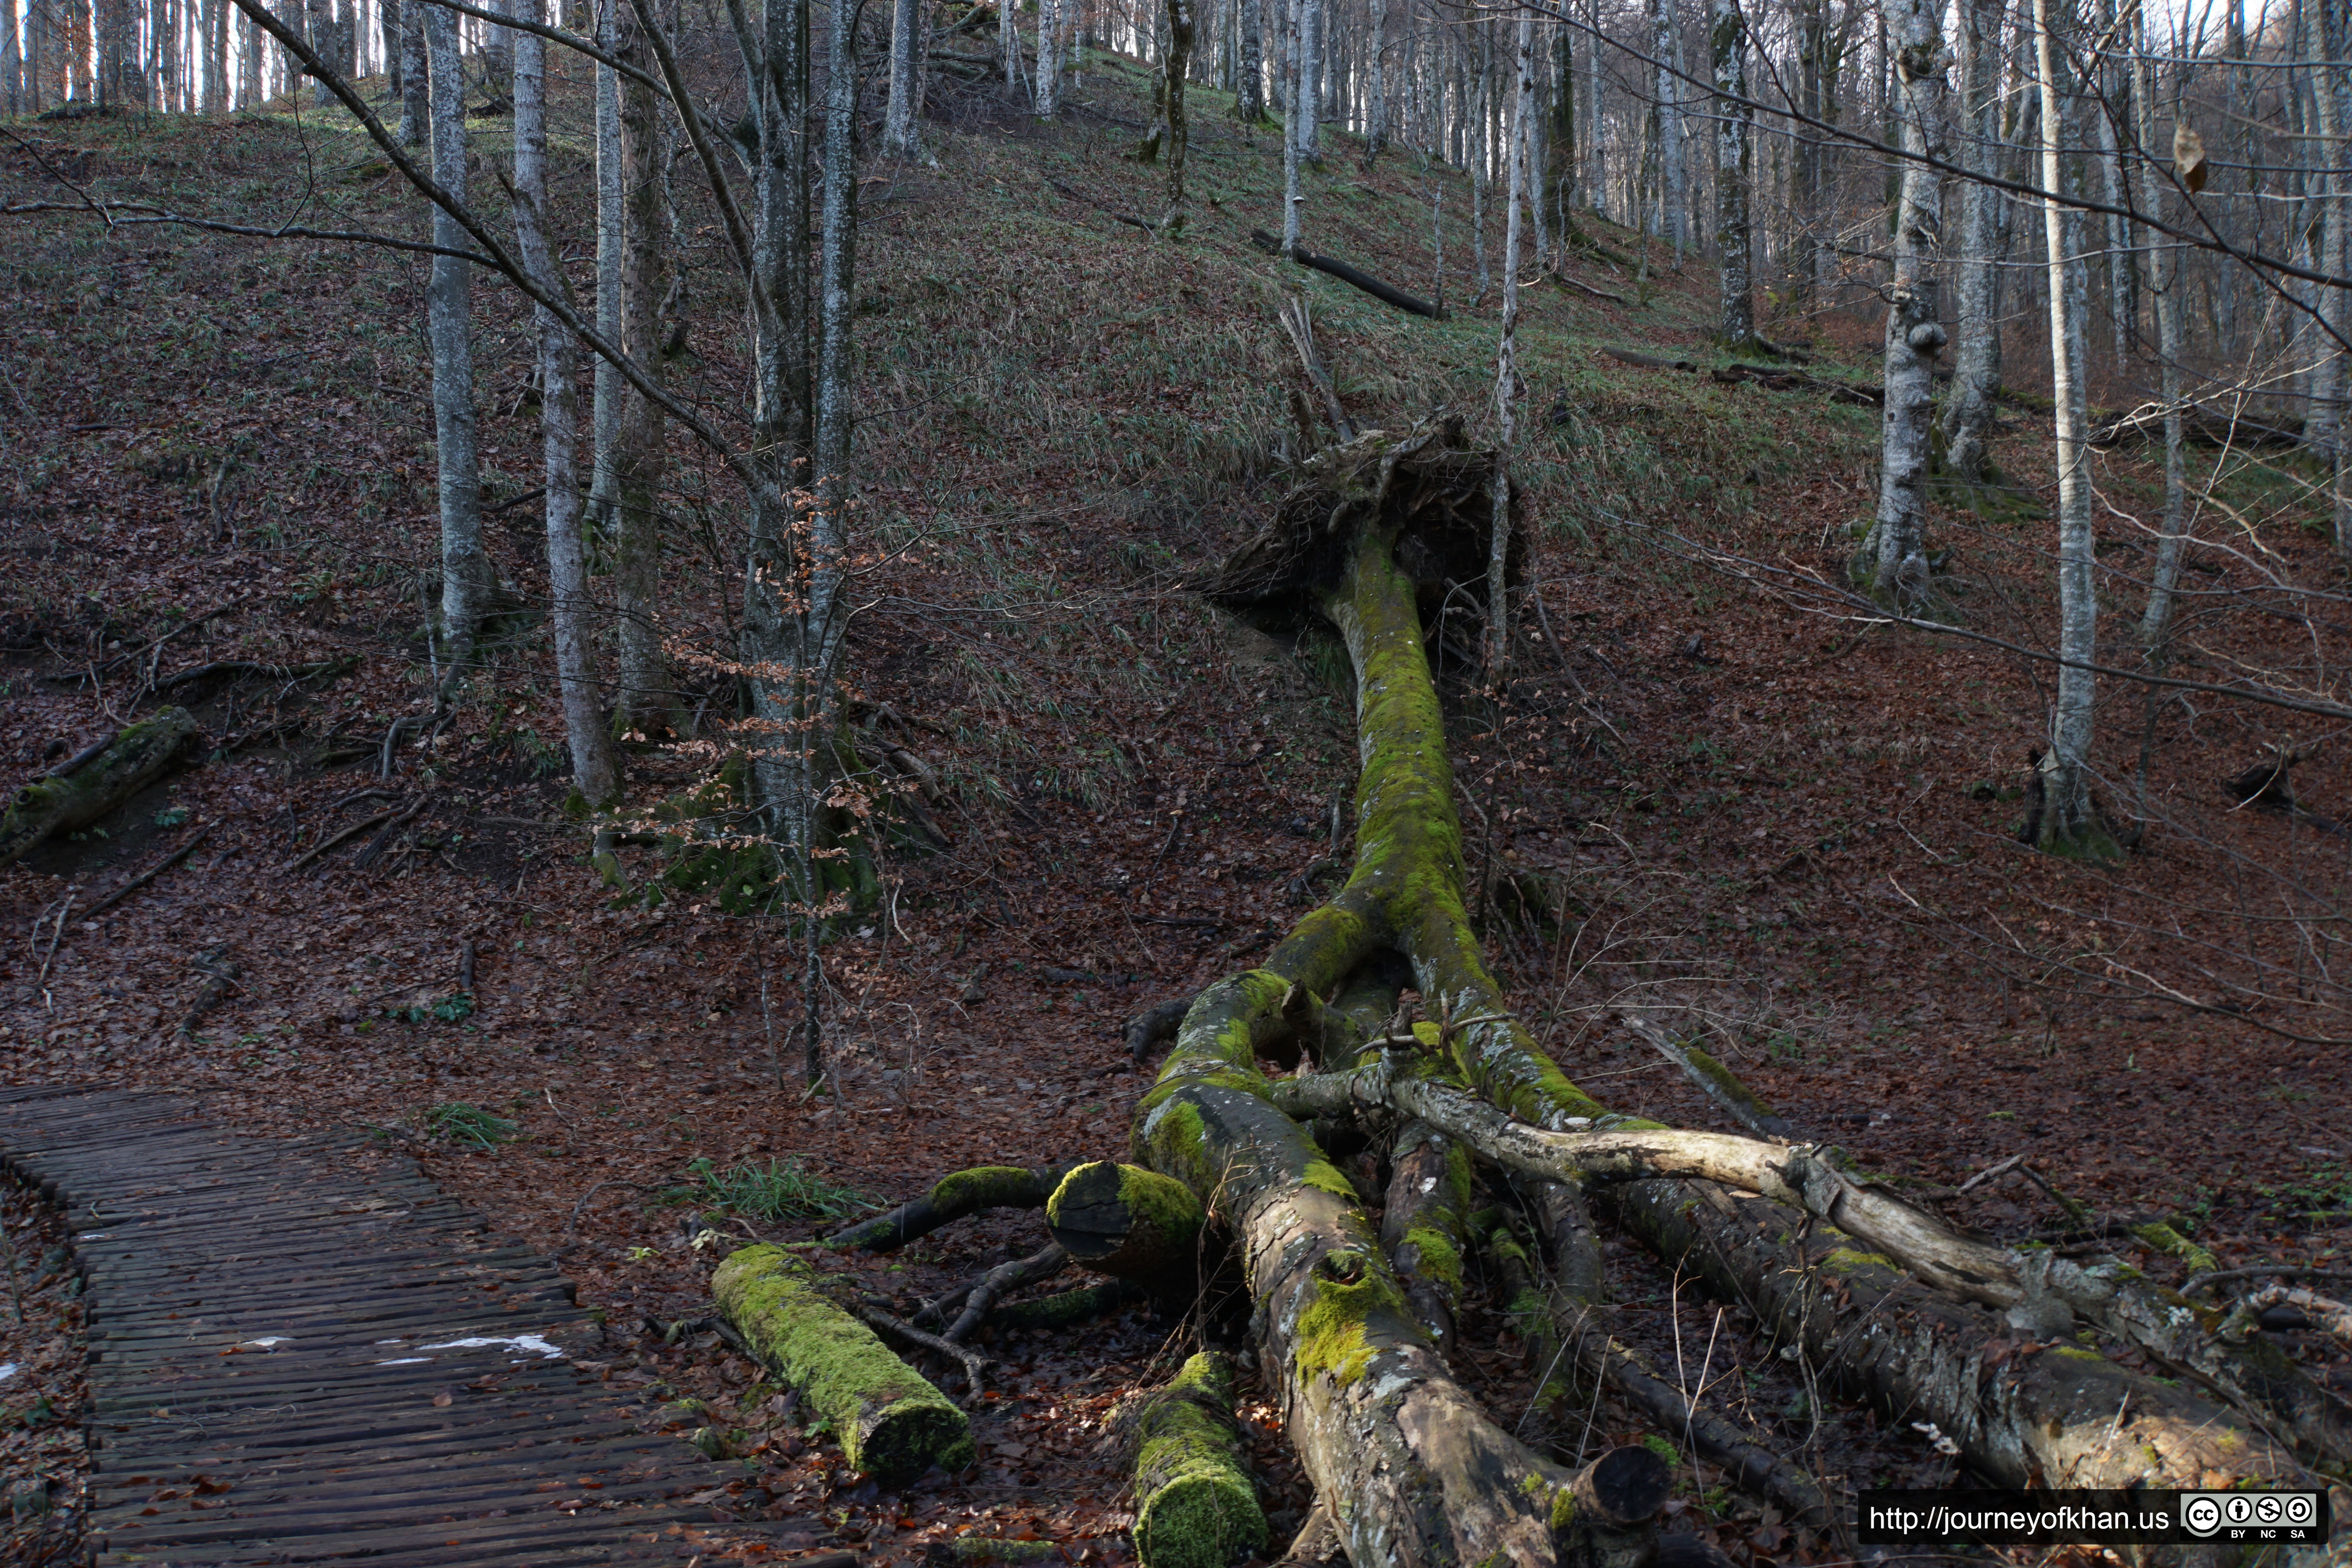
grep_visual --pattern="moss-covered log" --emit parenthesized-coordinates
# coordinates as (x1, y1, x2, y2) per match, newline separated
(712, 1243, 975, 1481)
(0, 708, 199, 866)
(1044, 1161, 1205, 1298)
(831, 1162, 1078, 1252)
(1125, 1351, 1268, 1568)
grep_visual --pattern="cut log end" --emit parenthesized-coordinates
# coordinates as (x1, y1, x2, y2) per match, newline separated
(1046, 1160, 1205, 1294)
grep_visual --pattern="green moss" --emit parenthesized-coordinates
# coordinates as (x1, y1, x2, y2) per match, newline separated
(1301, 1159, 1360, 1200)
(1294, 1264, 1408, 1388)
(1551, 1488, 1578, 1532)
(1132, 1353, 1269, 1568)
(2130, 1221, 2219, 1276)
(712, 1244, 973, 1481)
(1401, 1224, 1464, 1295)
(929, 1166, 1044, 1214)
(1820, 1246, 1900, 1274)
(1641, 1433, 1679, 1465)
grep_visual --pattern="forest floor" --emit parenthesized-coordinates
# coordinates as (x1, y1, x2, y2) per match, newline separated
(1, 42, 2348, 1568)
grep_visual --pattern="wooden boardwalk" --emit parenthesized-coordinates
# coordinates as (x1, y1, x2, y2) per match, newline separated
(0, 1086, 779, 1566)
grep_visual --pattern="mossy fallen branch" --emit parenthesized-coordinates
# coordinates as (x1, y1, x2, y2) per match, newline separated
(0, 708, 200, 866)
(713, 1243, 975, 1482)
(831, 1162, 1079, 1252)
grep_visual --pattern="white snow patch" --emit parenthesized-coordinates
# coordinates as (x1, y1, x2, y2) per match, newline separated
(420, 1334, 565, 1359)
(375, 1357, 432, 1365)
(238, 1337, 291, 1350)
(0, 1363, 18, 1383)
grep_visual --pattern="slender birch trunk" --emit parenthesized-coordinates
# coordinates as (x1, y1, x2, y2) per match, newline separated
(425, 0, 490, 682)
(1036, 0, 1058, 114)
(513, 0, 622, 807)
(1234, 0, 1259, 119)
(1859, 0, 1947, 603)
(1365, 0, 1384, 156)
(1651, 0, 1684, 259)
(2031, 0, 2114, 858)
(884, 0, 920, 157)
(1296, 0, 1318, 159)
(396, 0, 424, 140)
(1488, 11, 1533, 679)
(1281, 0, 1303, 248)
(1709, 0, 1753, 348)
(611, 4, 671, 737)
(1941, 0, 2007, 483)
(2132, 19, 2187, 824)
(1004, 0, 1018, 89)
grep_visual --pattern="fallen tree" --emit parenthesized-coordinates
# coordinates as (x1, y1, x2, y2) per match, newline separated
(824, 425, 2343, 1563)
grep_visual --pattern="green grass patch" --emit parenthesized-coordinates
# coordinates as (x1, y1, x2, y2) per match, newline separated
(667, 1155, 880, 1224)
(423, 1102, 520, 1149)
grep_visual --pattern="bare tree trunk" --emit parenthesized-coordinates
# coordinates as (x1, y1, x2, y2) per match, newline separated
(1488, 10, 1532, 680)
(1859, 0, 1946, 604)
(1281, 0, 1303, 248)
(514, 0, 622, 808)
(1234, 0, 1259, 119)
(1709, 0, 1753, 348)
(1940, 0, 2005, 481)
(2133, 16, 2187, 825)
(2309, 0, 2348, 475)
(425, 0, 490, 682)
(883, 0, 921, 157)
(1296, 0, 1318, 158)
(590, 11, 622, 550)
(610, 5, 671, 738)
(396, 0, 424, 142)
(1, 0, 19, 116)
(1364, 0, 1384, 156)
(1162, 0, 1192, 230)
(1035, 0, 1057, 114)
(2032, 0, 2115, 859)
(1650, 0, 1684, 259)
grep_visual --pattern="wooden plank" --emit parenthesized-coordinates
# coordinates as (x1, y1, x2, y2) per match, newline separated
(0, 1090, 764, 1568)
